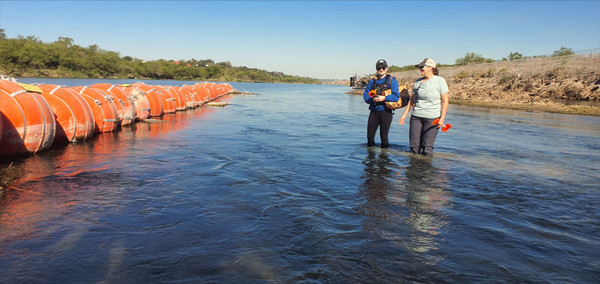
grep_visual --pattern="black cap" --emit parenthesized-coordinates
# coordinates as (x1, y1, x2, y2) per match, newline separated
(376, 59, 388, 68)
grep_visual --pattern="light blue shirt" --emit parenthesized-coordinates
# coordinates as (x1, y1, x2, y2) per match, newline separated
(411, 76, 449, 118)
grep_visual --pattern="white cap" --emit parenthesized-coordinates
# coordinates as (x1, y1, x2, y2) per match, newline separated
(415, 58, 436, 68)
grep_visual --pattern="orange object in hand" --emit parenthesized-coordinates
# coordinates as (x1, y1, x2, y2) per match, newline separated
(432, 118, 452, 133)
(368, 89, 377, 97)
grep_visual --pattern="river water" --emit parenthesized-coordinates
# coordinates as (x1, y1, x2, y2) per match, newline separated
(1, 79, 599, 283)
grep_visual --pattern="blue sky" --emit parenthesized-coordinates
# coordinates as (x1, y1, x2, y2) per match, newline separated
(1, 1, 599, 79)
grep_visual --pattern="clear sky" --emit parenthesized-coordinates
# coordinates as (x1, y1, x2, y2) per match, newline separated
(1, 1, 599, 79)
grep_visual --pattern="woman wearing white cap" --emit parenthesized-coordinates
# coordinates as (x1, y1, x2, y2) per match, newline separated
(399, 58, 449, 156)
(363, 59, 401, 148)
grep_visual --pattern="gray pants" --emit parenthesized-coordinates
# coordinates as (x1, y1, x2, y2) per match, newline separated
(409, 115, 439, 156)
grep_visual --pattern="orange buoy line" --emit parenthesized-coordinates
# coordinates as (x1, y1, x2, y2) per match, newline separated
(0, 79, 234, 158)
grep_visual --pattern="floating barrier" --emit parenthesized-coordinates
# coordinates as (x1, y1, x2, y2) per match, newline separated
(70, 86, 120, 133)
(38, 85, 95, 143)
(119, 84, 151, 120)
(192, 84, 212, 103)
(162, 85, 187, 111)
(0, 81, 56, 155)
(127, 82, 165, 117)
(0, 79, 235, 158)
(0, 110, 3, 143)
(158, 86, 178, 114)
(181, 85, 202, 106)
(90, 83, 137, 126)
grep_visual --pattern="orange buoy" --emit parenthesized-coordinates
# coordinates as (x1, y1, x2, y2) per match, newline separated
(39, 93, 76, 146)
(156, 87, 177, 113)
(88, 86, 125, 126)
(0, 89, 26, 156)
(163, 85, 187, 111)
(38, 85, 95, 143)
(129, 83, 164, 117)
(218, 83, 233, 94)
(181, 85, 202, 107)
(120, 84, 151, 120)
(177, 86, 198, 108)
(144, 89, 165, 117)
(0, 80, 56, 156)
(0, 110, 3, 144)
(70, 86, 120, 133)
(200, 82, 219, 100)
(90, 83, 136, 126)
(192, 84, 211, 104)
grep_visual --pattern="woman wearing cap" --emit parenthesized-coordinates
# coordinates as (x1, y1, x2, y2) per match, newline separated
(363, 59, 400, 148)
(399, 58, 449, 156)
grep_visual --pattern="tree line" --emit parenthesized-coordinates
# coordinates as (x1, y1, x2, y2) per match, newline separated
(454, 47, 575, 65)
(0, 29, 320, 84)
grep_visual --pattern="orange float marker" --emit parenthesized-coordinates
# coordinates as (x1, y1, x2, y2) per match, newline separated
(432, 118, 452, 133)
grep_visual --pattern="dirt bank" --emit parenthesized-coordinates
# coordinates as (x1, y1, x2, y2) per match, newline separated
(349, 54, 600, 116)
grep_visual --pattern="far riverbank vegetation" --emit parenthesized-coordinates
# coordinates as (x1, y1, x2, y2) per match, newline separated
(0, 29, 320, 84)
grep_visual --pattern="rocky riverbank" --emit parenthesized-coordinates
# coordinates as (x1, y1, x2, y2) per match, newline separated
(348, 54, 600, 116)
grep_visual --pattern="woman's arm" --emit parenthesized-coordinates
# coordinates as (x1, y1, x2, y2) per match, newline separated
(399, 92, 416, 125)
(437, 92, 450, 127)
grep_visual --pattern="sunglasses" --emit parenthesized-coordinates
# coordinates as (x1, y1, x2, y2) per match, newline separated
(376, 66, 387, 71)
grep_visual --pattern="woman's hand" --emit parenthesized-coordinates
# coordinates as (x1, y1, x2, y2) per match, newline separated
(437, 118, 444, 128)
(399, 116, 406, 125)
(373, 95, 385, 103)
(436, 119, 444, 128)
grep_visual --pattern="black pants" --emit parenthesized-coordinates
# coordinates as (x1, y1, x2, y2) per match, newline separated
(367, 109, 393, 148)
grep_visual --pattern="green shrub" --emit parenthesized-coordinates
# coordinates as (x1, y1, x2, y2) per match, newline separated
(553, 47, 574, 57)
(455, 52, 494, 65)
(455, 70, 471, 79)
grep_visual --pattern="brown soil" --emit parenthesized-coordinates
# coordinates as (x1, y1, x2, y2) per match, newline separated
(348, 54, 600, 116)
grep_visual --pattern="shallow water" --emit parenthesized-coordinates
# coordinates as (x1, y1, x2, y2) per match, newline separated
(1, 80, 599, 283)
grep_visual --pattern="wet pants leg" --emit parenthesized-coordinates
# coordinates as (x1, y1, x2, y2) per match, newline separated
(409, 115, 439, 156)
(367, 110, 393, 148)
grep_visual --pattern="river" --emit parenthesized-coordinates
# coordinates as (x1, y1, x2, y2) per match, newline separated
(1, 79, 599, 283)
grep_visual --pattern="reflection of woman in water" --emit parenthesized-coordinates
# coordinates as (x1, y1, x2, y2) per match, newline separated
(360, 150, 451, 258)
(403, 156, 451, 254)
(360, 148, 396, 202)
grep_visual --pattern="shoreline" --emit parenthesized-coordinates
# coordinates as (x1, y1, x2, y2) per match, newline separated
(345, 89, 600, 116)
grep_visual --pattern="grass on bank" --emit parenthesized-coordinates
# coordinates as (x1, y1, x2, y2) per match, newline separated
(0, 164, 25, 198)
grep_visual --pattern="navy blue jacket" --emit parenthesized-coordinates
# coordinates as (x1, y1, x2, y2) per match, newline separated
(363, 75, 400, 111)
